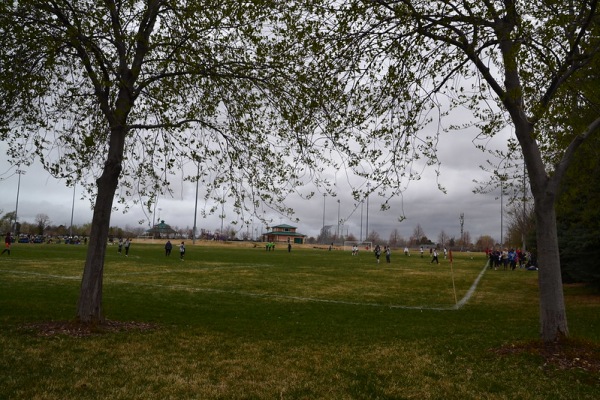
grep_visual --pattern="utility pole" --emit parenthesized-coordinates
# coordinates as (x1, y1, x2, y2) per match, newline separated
(192, 161, 200, 244)
(365, 182, 371, 241)
(336, 199, 340, 239)
(69, 183, 76, 237)
(459, 213, 464, 252)
(13, 169, 26, 233)
(322, 193, 326, 243)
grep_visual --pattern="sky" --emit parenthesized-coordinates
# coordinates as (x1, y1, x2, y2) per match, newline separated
(1, 125, 516, 244)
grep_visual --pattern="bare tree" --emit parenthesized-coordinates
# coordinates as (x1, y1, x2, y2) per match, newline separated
(366, 230, 381, 243)
(34, 213, 51, 236)
(388, 228, 404, 247)
(410, 224, 426, 245)
(437, 230, 449, 249)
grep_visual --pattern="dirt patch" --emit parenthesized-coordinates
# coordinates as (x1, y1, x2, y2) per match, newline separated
(493, 339, 600, 373)
(21, 320, 158, 338)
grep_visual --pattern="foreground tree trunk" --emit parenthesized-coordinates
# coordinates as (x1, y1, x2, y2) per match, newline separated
(515, 114, 570, 341)
(76, 129, 126, 323)
(535, 190, 569, 341)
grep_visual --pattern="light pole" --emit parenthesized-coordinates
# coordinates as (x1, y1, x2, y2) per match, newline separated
(459, 213, 464, 252)
(336, 199, 340, 239)
(152, 196, 159, 229)
(360, 200, 363, 242)
(365, 182, 371, 242)
(220, 191, 225, 236)
(69, 183, 76, 237)
(192, 161, 200, 244)
(322, 193, 326, 243)
(13, 169, 25, 233)
(500, 179, 504, 249)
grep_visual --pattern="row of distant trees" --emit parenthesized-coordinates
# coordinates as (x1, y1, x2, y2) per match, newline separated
(316, 223, 498, 251)
(0, 211, 246, 241)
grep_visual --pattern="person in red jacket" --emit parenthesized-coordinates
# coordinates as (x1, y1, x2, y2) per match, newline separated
(1, 232, 11, 256)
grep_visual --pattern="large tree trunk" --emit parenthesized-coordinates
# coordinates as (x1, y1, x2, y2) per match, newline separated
(76, 128, 126, 324)
(535, 193, 569, 341)
(513, 114, 569, 342)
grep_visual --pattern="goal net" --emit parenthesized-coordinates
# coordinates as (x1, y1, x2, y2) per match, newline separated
(343, 241, 373, 252)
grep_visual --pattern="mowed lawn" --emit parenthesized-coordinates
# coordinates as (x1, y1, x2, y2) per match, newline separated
(1, 241, 599, 399)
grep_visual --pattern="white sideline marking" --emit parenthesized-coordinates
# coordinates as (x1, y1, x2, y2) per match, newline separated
(0, 264, 488, 311)
(452, 263, 488, 310)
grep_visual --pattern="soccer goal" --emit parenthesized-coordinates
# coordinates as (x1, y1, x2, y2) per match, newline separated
(343, 241, 373, 252)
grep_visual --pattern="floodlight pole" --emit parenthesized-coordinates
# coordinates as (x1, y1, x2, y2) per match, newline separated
(13, 169, 25, 233)
(360, 200, 363, 242)
(220, 192, 225, 235)
(69, 183, 76, 237)
(365, 182, 371, 242)
(322, 193, 326, 243)
(500, 179, 504, 249)
(192, 161, 200, 244)
(336, 199, 340, 239)
(459, 213, 464, 252)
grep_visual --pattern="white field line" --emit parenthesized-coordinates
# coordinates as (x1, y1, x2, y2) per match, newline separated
(0, 264, 488, 311)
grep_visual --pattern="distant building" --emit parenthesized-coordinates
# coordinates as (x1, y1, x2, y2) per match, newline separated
(145, 220, 177, 239)
(262, 224, 306, 244)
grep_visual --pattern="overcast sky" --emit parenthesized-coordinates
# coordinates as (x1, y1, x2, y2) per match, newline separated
(1, 123, 516, 244)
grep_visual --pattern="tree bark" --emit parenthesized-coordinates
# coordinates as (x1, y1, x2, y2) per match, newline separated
(535, 192, 569, 341)
(512, 107, 569, 342)
(76, 128, 126, 324)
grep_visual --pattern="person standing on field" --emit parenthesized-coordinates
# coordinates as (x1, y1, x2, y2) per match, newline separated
(165, 240, 172, 256)
(179, 241, 185, 260)
(1, 232, 11, 256)
(124, 238, 131, 256)
(431, 249, 439, 264)
(374, 244, 381, 264)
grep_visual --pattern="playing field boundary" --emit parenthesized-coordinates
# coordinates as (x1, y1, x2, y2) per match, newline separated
(0, 263, 488, 311)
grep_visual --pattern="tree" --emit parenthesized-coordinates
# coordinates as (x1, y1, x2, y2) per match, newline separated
(437, 230, 449, 249)
(475, 235, 496, 252)
(315, 0, 600, 342)
(34, 213, 51, 236)
(410, 224, 426, 246)
(0, 211, 15, 234)
(0, 1, 334, 323)
(556, 123, 600, 287)
(505, 204, 535, 250)
(366, 230, 381, 243)
(459, 231, 472, 250)
(318, 225, 334, 244)
(388, 228, 404, 247)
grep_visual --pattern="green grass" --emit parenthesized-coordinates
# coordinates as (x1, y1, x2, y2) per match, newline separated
(1, 242, 599, 399)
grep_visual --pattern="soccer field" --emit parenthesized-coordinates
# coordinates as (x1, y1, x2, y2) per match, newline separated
(2, 242, 487, 310)
(1, 242, 599, 400)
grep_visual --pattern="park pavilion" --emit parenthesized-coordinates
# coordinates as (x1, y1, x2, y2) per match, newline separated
(262, 224, 306, 244)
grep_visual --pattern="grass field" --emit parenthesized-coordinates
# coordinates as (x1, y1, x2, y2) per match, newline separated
(1, 241, 599, 399)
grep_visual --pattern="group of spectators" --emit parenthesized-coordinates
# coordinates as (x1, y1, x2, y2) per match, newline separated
(486, 248, 538, 271)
